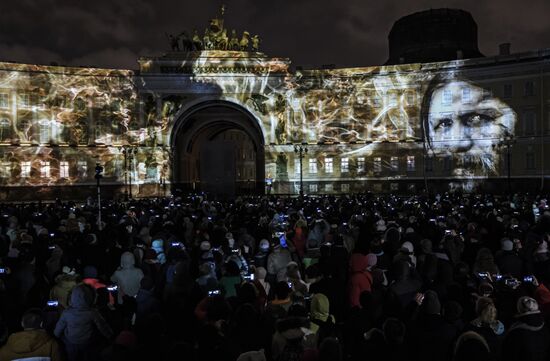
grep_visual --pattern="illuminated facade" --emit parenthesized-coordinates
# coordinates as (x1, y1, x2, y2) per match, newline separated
(0, 16, 549, 199)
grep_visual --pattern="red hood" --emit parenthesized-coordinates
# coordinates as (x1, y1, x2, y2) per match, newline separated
(350, 253, 369, 273)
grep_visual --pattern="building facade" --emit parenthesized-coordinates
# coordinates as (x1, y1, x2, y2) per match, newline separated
(0, 13, 549, 200)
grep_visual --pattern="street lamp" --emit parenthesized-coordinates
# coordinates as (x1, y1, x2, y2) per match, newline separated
(122, 146, 137, 199)
(294, 144, 308, 197)
(502, 133, 515, 193)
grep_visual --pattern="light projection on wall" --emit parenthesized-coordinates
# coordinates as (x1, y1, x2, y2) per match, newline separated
(0, 50, 521, 197)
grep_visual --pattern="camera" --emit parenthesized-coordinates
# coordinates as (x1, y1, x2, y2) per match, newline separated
(47, 300, 59, 307)
(523, 275, 534, 283)
(107, 285, 118, 292)
(243, 274, 255, 281)
(208, 290, 221, 296)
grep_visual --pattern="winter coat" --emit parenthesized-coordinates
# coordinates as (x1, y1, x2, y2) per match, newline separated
(50, 273, 79, 309)
(348, 254, 373, 308)
(110, 252, 144, 304)
(495, 250, 523, 278)
(54, 284, 113, 345)
(502, 313, 550, 361)
(135, 288, 161, 322)
(267, 247, 292, 282)
(0, 329, 62, 361)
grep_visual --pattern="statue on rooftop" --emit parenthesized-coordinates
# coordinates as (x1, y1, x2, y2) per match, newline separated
(229, 30, 240, 50)
(240, 31, 250, 51)
(192, 29, 203, 51)
(251, 35, 260, 52)
(165, 33, 180, 51)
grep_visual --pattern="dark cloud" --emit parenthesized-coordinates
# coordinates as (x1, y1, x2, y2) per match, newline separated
(0, 0, 549, 69)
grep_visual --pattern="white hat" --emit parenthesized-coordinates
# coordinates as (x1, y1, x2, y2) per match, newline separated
(501, 239, 514, 252)
(200, 241, 211, 251)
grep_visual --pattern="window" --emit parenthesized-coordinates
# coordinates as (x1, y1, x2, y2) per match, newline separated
(463, 120, 472, 138)
(482, 88, 492, 100)
(503, 84, 513, 98)
(60, 161, 69, 178)
(525, 81, 535, 96)
(309, 184, 318, 193)
(294, 160, 301, 176)
(406, 91, 415, 106)
(0, 162, 11, 178)
(442, 89, 452, 105)
(390, 183, 399, 191)
(373, 157, 382, 173)
(373, 183, 382, 192)
(0, 93, 8, 108)
(372, 95, 381, 108)
(40, 123, 50, 144)
(19, 93, 32, 108)
(461, 87, 471, 104)
(40, 161, 50, 178)
(525, 149, 535, 169)
(389, 92, 398, 106)
(425, 156, 433, 172)
(325, 184, 333, 192)
(341, 158, 349, 173)
(524, 111, 536, 135)
(21, 161, 31, 178)
(390, 156, 399, 171)
(77, 161, 88, 179)
(357, 157, 365, 173)
(407, 156, 415, 172)
(341, 184, 350, 192)
(442, 113, 453, 139)
(463, 155, 473, 168)
(324, 157, 333, 174)
(526, 148, 535, 169)
(443, 156, 452, 171)
(308, 158, 317, 174)
(0, 118, 10, 141)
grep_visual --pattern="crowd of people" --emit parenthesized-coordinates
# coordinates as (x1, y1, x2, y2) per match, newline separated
(0, 192, 549, 361)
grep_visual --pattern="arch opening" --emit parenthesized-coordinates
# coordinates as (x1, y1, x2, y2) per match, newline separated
(171, 102, 265, 196)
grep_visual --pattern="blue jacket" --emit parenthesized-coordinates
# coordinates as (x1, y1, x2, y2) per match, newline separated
(54, 284, 113, 345)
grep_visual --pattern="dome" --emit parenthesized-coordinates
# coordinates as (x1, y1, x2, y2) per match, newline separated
(386, 8, 484, 65)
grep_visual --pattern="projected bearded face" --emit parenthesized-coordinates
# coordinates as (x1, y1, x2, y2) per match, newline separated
(427, 80, 516, 176)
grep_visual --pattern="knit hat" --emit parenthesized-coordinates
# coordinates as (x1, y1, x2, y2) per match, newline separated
(200, 241, 211, 251)
(401, 241, 414, 255)
(536, 241, 548, 254)
(516, 296, 540, 317)
(82, 265, 98, 279)
(501, 238, 514, 252)
(259, 239, 270, 251)
(420, 239, 432, 254)
(115, 330, 137, 348)
(366, 253, 378, 268)
(420, 290, 441, 315)
(376, 219, 387, 232)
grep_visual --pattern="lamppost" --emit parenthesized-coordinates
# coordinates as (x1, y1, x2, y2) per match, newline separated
(122, 146, 137, 199)
(294, 144, 308, 197)
(94, 163, 103, 231)
(502, 133, 515, 193)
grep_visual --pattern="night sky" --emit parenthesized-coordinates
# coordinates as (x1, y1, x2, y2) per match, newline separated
(2, 0, 550, 70)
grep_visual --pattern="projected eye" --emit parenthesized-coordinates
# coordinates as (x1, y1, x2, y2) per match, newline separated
(460, 111, 500, 127)
(434, 118, 453, 130)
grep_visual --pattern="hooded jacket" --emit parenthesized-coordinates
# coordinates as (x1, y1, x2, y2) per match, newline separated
(348, 254, 373, 308)
(54, 284, 113, 345)
(0, 329, 62, 361)
(110, 252, 144, 304)
(502, 313, 550, 361)
(50, 273, 79, 309)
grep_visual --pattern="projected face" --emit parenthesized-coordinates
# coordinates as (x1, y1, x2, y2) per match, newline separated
(427, 80, 516, 176)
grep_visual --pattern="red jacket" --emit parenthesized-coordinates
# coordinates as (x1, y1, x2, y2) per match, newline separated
(348, 253, 373, 308)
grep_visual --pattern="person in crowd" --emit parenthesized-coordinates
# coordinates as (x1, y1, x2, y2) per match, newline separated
(50, 266, 79, 309)
(110, 252, 144, 304)
(54, 284, 113, 361)
(0, 308, 62, 361)
(348, 253, 375, 308)
(502, 296, 550, 361)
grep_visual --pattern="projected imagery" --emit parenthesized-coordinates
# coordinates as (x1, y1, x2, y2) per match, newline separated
(0, 6, 540, 199)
